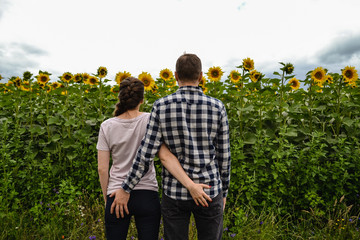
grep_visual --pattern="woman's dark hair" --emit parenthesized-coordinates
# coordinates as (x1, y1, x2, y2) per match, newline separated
(113, 77, 144, 116)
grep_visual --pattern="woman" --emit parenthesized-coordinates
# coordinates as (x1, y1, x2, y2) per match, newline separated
(97, 77, 212, 239)
(97, 77, 160, 240)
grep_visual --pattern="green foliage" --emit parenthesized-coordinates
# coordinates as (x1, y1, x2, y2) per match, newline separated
(0, 64, 360, 238)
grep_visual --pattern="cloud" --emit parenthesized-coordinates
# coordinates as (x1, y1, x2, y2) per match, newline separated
(0, 42, 47, 80)
(0, 0, 10, 20)
(237, 1, 246, 11)
(317, 34, 360, 65)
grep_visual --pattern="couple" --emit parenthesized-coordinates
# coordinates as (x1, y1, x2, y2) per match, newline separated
(97, 54, 231, 240)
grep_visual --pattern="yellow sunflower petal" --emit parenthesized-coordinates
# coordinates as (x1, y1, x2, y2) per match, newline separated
(61, 72, 73, 83)
(342, 66, 358, 83)
(288, 78, 300, 90)
(97, 66, 108, 78)
(159, 68, 174, 81)
(242, 58, 255, 71)
(138, 72, 155, 91)
(311, 67, 326, 84)
(229, 70, 241, 84)
(207, 66, 224, 82)
(115, 71, 132, 85)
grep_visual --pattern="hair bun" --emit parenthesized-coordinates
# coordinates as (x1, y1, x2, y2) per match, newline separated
(113, 77, 145, 116)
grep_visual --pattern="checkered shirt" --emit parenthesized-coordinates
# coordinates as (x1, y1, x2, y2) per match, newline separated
(121, 86, 231, 200)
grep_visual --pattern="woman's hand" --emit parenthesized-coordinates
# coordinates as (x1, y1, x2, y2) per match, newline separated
(109, 188, 130, 218)
(187, 183, 212, 207)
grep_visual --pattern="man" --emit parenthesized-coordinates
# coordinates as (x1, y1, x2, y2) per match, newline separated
(112, 53, 231, 240)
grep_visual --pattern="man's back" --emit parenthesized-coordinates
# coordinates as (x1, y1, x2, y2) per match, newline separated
(152, 86, 231, 200)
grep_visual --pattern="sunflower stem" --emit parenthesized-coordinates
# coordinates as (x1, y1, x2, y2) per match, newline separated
(44, 87, 51, 140)
(65, 82, 71, 139)
(308, 81, 313, 134)
(99, 77, 103, 116)
(335, 76, 343, 137)
(258, 79, 263, 131)
(279, 70, 285, 118)
(29, 78, 34, 141)
(239, 69, 245, 139)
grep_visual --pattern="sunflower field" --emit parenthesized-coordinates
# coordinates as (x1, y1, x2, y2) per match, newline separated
(1, 59, 360, 239)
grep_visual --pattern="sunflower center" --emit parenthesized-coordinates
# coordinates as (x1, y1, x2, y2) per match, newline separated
(345, 70, 353, 79)
(143, 79, 150, 86)
(41, 76, 48, 82)
(163, 73, 169, 79)
(314, 72, 323, 80)
(212, 71, 219, 78)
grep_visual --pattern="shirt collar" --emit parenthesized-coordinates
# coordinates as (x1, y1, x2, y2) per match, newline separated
(178, 85, 203, 93)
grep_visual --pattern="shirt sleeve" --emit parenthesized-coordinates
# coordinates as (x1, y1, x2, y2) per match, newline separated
(96, 124, 110, 151)
(216, 105, 231, 198)
(121, 104, 163, 192)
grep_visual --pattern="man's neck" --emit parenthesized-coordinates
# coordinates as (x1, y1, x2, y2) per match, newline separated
(178, 83, 199, 87)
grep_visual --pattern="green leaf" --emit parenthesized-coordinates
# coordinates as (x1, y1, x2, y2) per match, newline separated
(47, 116, 62, 125)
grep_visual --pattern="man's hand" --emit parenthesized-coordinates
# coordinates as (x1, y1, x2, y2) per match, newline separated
(109, 188, 130, 218)
(188, 183, 212, 207)
(223, 197, 227, 210)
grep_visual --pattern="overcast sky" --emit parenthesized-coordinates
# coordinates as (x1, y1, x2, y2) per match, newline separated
(1, 0, 360, 83)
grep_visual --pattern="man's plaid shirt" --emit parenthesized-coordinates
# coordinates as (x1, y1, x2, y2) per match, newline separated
(121, 86, 231, 200)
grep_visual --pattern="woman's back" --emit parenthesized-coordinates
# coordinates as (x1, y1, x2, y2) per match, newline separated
(97, 113, 158, 195)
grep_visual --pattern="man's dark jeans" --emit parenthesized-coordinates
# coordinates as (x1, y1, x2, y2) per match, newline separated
(161, 192, 223, 240)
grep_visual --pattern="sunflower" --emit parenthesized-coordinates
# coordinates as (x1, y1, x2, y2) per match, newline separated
(115, 71, 132, 85)
(235, 83, 244, 91)
(83, 73, 90, 84)
(21, 81, 31, 91)
(199, 76, 206, 88)
(37, 73, 50, 85)
(0, 74, 3, 80)
(74, 73, 83, 83)
(342, 66, 358, 84)
(110, 85, 120, 94)
(61, 72, 73, 83)
(242, 58, 254, 71)
(38, 82, 46, 89)
(229, 70, 241, 84)
(138, 72, 155, 91)
(159, 68, 173, 81)
(23, 71, 32, 80)
(249, 70, 262, 83)
(6, 80, 13, 87)
(202, 86, 208, 94)
(13, 77, 22, 87)
(51, 82, 61, 89)
(97, 66, 108, 78)
(324, 75, 333, 84)
(311, 67, 326, 84)
(166, 78, 177, 88)
(207, 66, 224, 82)
(88, 76, 99, 85)
(288, 78, 300, 90)
(348, 81, 357, 88)
(281, 63, 294, 75)
(151, 84, 159, 94)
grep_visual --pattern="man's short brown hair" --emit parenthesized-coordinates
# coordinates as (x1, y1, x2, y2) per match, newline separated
(175, 54, 202, 82)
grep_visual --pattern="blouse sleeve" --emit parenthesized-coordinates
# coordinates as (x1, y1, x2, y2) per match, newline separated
(96, 124, 110, 151)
